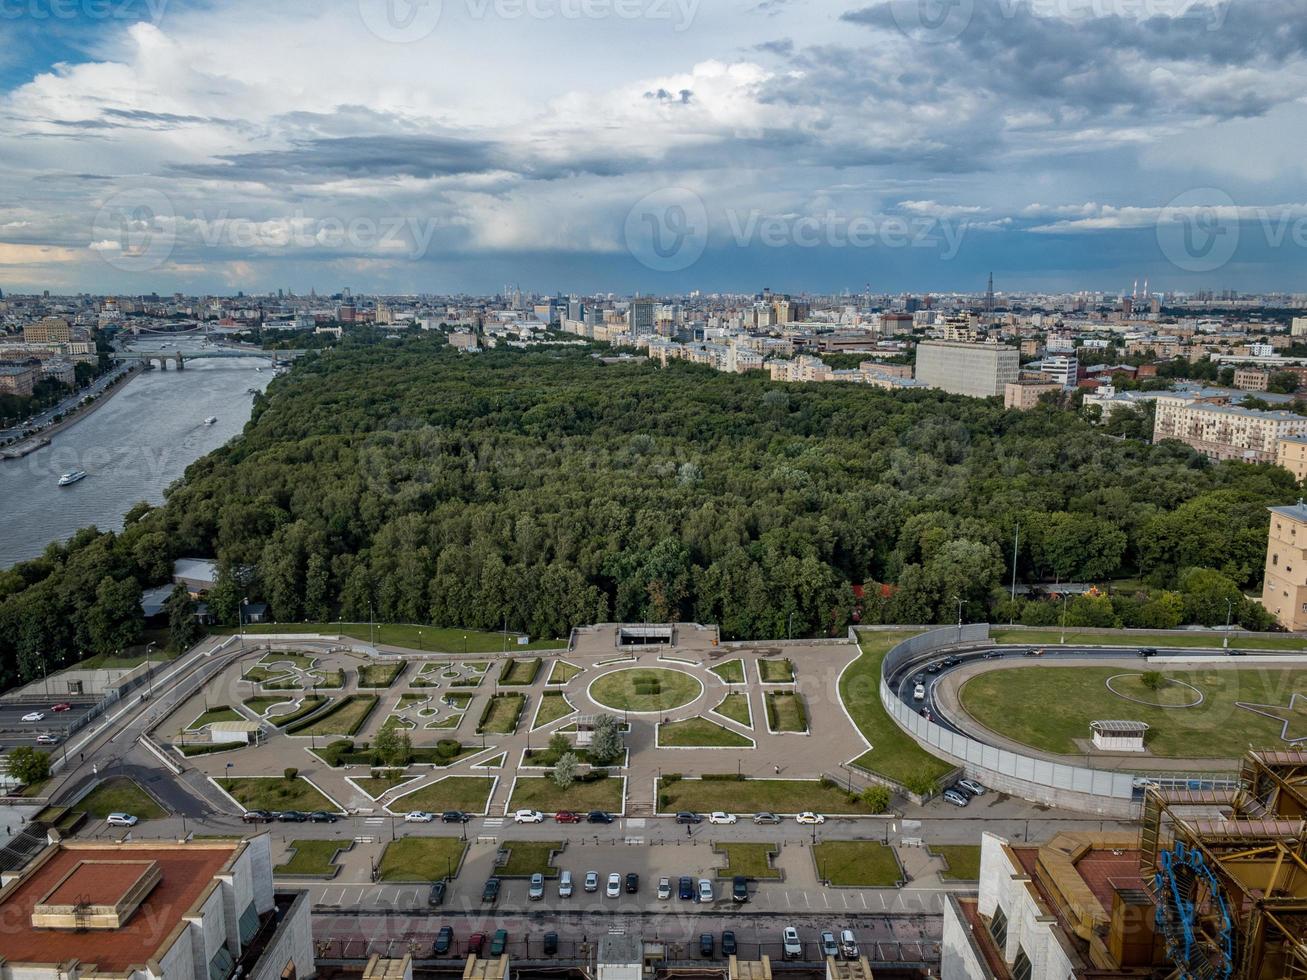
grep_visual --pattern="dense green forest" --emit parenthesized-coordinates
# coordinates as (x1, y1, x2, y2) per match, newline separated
(0, 334, 1297, 689)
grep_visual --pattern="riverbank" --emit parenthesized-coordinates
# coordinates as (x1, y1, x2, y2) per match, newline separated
(0, 364, 143, 460)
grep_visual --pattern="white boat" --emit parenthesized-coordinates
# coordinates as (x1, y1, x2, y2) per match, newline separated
(57, 470, 87, 486)
(204, 416, 218, 425)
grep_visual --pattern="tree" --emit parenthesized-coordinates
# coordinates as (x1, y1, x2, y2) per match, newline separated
(1141, 671, 1166, 691)
(861, 784, 892, 813)
(547, 732, 570, 759)
(373, 726, 412, 768)
(552, 751, 579, 790)
(6, 746, 49, 786)
(588, 714, 625, 765)
(80, 576, 144, 656)
(165, 585, 203, 652)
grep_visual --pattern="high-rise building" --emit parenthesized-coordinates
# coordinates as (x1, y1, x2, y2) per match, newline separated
(628, 299, 655, 337)
(915, 341, 1020, 398)
(1263, 502, 1307, 631)
(24, 317, 72, 343)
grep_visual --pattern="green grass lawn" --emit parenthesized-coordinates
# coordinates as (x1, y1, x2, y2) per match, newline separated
(291, 695, 379, 736)
(242, 665, 293, 684)
(354, 774, 414, 798)
(243, 695, 292, 716)
(532, 692, 574, 729)
(933, 844, 982, 881)
(765, 691, 807, 732)
(758, 658, 795, 683)
(658, 778, 880, 815)
(392, 776, 495, 814)
(78, 777, 166, 820)
(358, 661, 407, 688)
(713, 692, 752, 727)
(589, 668, 701, 712)
(218, 777, 339, 813)
(225, 622, 566, 653)
(813, 841, 902, 887)
(274, 839, 349, 876)
(187, 706, 241, 730)
(989, 628, 1307, 652)
(270, 696, 330, 728)
(714, 842, 780, 879)
(960, 664, 1307, 758)
(477, 693, 525, 734)
(709, 659, 745, 684)
(547, 661, 581, 685)
(78, 647, 177, 670)
(508, 776, 623, 813)
(500, 658, 542, 685)
(496, 840, 563, 877)
(659, 718, 752, 747)
(841, 630, 954, 791)
(377, 838, 467, 882)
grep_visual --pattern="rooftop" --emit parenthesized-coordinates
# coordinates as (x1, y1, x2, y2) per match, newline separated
(1269, 502, 1307, 524)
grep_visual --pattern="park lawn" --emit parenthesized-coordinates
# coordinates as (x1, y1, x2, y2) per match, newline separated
(377, 838, 467, 882)
(496, 840, 563, 877)
(713, 693, 752, 727)
(841, 630, 955, 790)
(989, 628, 1307, 652)
(244, 695, 292, 715)
(78, 777, 166, 820)
(479, 753, 506, 768)
(478, 693, 525, 734)
(933, 844, 982, 881)
(293, 695, 379, 737)
(271, 696, 330, 728)
(814, 841, 902, 887)
(354, 774, 415, 798)
(392, 776, 495, 814)
(960, 665, 1307, 758)
(658, 778, 880, 815)
(381, 715, 415, 731)
(359, 661, 407, 688)
(274, 839, 348, 876)
(660, 718, 752, 748)
(709, 659, 745, 684)
(500, 658, 542, 685)
(187, 706, 241, 730)
(426, 715, 462, 730)
(508, 776, 624, 813)
(589, 668, 701, 712)
(228, 622, 566, 653)
(523, 744, 595, 767)
(312, 668, 346, 689)
(242, 665, 292, 684)
(533, 692, 575, 729)
(219, 777, 338, 813)
(714, 842, 780, 879)
(758, 658, 795, 683)
(78, 647, 177, 670)
(547, 661, 582, 685)
(765, 691, 808, 732)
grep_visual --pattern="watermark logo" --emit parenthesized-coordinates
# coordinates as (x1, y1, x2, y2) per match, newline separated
(90, 187, 176, 273)
(1156, 187, 1239, 273)
(724, 209, 970, 258)
(887, 0, 975, 43)
(358, 0, 443, 43)
(624, 188, 709, 273)
(0, 0, 170, 24)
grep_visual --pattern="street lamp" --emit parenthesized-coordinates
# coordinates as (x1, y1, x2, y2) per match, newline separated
(955, 595, 963, 643)
(1060, 592, 1068, 645)
(1223, 597, 1234, 649)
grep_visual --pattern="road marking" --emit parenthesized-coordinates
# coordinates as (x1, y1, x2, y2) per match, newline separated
(484, 818, 505, 828)
(859, 893, 868, 909)
(627, 818, 646, 828)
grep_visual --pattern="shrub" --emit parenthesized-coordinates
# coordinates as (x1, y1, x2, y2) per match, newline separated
(1141, 671, 1165, 691)
(436, 739, 461, 759)
(702, 773, 745, 781)
(861, 785, 892, 813)
(661, 773, 682, 785)
(283, 767, 298, 781)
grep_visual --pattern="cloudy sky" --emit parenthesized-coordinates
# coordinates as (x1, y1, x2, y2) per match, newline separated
(0, 0, 1304, 296)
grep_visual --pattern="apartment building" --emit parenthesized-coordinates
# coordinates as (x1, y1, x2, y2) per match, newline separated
(1277, 435, 1307, 483)
(23, 316, 72, 343)
(1152, 393, 1307, 463)
(1004, 380, 1062, 410)
(0, 360, 39, 396)
(1234, 367, 1270, 391)
(1262, 502, 1307, 631)
(915, 341, 1020, 398)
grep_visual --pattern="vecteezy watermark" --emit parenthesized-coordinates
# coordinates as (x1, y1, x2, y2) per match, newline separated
(357, 0, 444, 43)
(358, 0, 698, 42)
(90, 187, 177, 273)
(887, 0, 976, 44)
(624, 188, 710, 273)
(187, 211, 442, 259)
(0, 0, 169, 22)
(724, 209, 972, 259)
(1155, 188, 1239, 274)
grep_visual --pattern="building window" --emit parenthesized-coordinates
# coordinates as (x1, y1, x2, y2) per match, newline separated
(1274, 554, 1280, 565)
(1012, 948, 1033, 980)
(989, 906, 1008, 948)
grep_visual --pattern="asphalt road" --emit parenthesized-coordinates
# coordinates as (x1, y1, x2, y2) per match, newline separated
(0, 698, 98, 747)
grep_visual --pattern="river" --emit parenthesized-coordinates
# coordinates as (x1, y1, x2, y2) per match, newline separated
(0, 344, 271, 568)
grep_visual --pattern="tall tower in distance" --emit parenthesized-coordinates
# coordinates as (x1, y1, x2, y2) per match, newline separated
(985, 272, 995, 319)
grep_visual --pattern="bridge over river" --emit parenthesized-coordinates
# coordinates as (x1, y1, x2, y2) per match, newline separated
(113, 346, 308, 369)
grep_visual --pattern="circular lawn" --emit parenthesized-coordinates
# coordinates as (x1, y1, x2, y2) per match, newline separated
(588, 668, 702, 713)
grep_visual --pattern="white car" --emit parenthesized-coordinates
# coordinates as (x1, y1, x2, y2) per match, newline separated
(708, 811, 737, 825)
(404, 811, 435, 823)
(514, 809, 545, 824)
(913, 683, 926, 701)
(697, 878, 714, 903)
(606, 873, 622, 898)
(21, 712, 44, 722)
(36, 734, 59, 745)
(106, 813, 138, 827)
(657, 876, 672, 900)
(796, 811, 826, 825)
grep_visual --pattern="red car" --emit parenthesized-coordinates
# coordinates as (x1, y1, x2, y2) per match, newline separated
(51, 703, 72, 712)
(554, 810, 582, 824)
(467, 933, 486, 957)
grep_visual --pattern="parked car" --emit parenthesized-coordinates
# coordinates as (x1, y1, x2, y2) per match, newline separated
(913, 683, 926, 701)
(106, 813, 138, 827)
(1025, 648, 1045, 657)
(543, 932, 558, 956)
(675, 811, 703, 824)
(679, 876, 694, 900)
(657, 876, 672, 900)
(441, 811, 471, 823)
(559, 870, 574, 898)
(433, 926, 453, 954)
(489, 930, 507, 956)
(840, 930, 860, 959)
(528, 873, 545, 900)
(21, 712, 44, 722)
(820, 931, 839, 958)
(942, 788, 970, 807)
(722, 931, 737, 956)
(405, 811, 435, 823)
(51, 703, 72, 712)
(428, 881, 447, 906)
(309, 811, 338, 823)
(753, 812, 781, 825)
(625, 872, 639, 894)
(796, 811, 826, 825)
(606, 872, 622, 898)
(35, 734, 59, 745)
(708, 811, 737, 825)
(587, 811, 614, 824)
(555, 810, 582, 823)
(697, 878, 714, 903)
(467, 933, 485, 957)
(584, 871, 599, 892)
(732, 875, 749, 903)
(957, 778, 987, 797)
(278, 811, 309, 823)
(481, 878, 501, 903)
(514, 808, 544, 824)
(241, 809, 273, 823)
(782, 927, 802, 960)
(700, 934, 715, 958)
